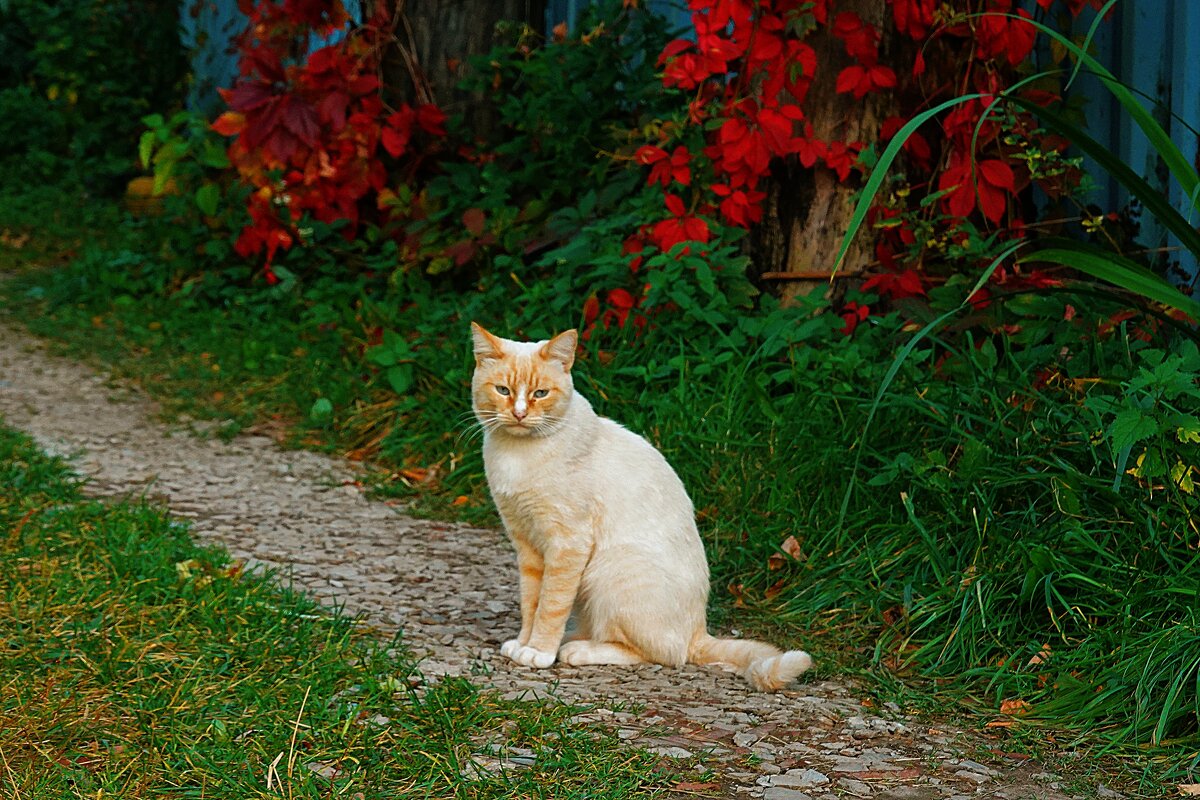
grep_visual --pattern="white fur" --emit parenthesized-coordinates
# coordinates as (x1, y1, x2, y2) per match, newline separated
(473, 327, 812, 690)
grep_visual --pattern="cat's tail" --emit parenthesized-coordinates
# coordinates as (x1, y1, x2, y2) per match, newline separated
(688, 633, 813, 691)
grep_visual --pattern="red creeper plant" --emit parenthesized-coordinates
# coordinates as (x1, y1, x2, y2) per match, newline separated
(623, 0, 1107, 330)
(211, 0, 447, 281)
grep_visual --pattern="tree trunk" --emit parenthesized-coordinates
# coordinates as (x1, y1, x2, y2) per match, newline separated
(750, 0, 900, 302)
(380, 0, 546, 140)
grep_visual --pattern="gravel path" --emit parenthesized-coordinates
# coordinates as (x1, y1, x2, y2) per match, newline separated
(0, 318, 1120, 800)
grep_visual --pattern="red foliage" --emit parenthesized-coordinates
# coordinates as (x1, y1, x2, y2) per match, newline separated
(213, 2, 447, 274)
(633, 0, 1100, 328)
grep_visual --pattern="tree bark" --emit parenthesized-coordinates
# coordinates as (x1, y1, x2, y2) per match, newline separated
(380, 0, 546, 140)
(749, 0, 900, 302)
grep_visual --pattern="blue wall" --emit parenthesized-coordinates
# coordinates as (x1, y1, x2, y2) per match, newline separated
(1080, 0, 1200, 287)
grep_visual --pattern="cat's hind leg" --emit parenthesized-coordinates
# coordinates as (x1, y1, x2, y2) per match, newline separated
(558, 640, 645, 666)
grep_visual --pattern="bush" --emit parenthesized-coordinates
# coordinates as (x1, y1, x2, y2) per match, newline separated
(0, 0, 188, 192)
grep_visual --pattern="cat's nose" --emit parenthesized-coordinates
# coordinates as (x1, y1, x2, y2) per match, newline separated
(512, 408, 527, 421)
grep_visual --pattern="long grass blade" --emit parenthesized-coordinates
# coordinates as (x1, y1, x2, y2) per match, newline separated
(1021, 240, 1200, 317)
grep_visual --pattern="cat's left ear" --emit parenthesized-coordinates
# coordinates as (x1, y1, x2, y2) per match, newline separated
(540, 329, 578, 372)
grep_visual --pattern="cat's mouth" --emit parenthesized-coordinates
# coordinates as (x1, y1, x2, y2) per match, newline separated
(503, 417, 538, 435)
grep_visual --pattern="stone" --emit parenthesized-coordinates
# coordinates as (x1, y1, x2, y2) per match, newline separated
(647, 746, 693, 759)
(762, 789, 814, 800)
(769, 769, 830, 789)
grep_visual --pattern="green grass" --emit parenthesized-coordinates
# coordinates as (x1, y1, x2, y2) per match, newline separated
(4, 187, 1200, 787)
(0, 421, 675, 797)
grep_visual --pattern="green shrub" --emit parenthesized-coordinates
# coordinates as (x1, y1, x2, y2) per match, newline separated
(0, 0, 188, 192)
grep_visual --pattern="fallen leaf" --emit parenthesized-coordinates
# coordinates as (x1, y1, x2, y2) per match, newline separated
(1027, 643, 1052, 667)
(984, 719, 1015, 729)
(398, 467, 431, 483)
(780, 534, 802, 559)
(988, 748, 1031, 760)
(452, 495, 469, 506)
(1179, 785, 1200, 797)
(849, 767, 921, 780)
(1000, 698, 1032, 716)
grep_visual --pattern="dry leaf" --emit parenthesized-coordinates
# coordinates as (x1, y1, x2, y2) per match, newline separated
(764, 578, 786, 600)
(984, 719, 1014, 729)
(767, 552, 785, 571)
(780, 534, 802, 559)
(999, 698, 1032, 716)
(1179, 785, 1200, 797)
(452, 495, 469, 507)
(672, 781, 720, 793)
(849, 767, 920, 780)
(1027, 643, 1052, 667)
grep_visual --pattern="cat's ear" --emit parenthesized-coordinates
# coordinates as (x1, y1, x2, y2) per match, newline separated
(471, 322, 506, 363)
(539, 329, 578, 372)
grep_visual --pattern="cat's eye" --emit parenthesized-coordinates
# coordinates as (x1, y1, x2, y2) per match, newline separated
(495, 385, 511, 396)
(532, 389, 549, 399)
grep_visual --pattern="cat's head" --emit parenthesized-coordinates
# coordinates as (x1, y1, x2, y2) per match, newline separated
(470, 323, 577, 437)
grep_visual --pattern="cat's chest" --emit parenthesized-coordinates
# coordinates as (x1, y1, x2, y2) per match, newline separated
(483, 440, 556, 496)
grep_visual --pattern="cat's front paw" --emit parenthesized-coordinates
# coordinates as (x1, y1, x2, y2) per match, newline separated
(506, 644, 556, 669)
(500, 639, 524, 659)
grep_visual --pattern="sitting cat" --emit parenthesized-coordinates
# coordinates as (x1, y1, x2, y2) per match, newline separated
(470, 322, 812, 691)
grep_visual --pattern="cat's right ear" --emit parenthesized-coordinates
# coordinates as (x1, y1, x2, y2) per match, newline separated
(471, 322, 506, 363)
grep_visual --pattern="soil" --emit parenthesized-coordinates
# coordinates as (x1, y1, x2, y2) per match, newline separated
(0, 318, 1125, 800)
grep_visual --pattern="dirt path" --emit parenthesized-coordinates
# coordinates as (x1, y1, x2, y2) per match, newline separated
(0, 318, 1117, 800)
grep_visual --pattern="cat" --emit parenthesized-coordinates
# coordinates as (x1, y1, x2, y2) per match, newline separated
(470, 322, 813, 691)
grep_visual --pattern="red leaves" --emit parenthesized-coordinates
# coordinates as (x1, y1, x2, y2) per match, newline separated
(832, 12, 879, 63)
(976, 8, 1036, 67)
(890, 0, 937, 40)
(863, 268, 926, 300)
(636, 145, 692, 187)
(840, 301, 870, 335)
(835, 63, 897, 99)
(824, 140, 861, 182)
(218, 2, 448, 274)
(832, 12, 894, 99)
(651, 194, 711, 251)
(940, 154, 1016, 223)
(711, 183, 765, 226)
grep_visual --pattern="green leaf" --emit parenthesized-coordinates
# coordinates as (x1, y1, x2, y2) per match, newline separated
(151, 162, 174, 196)
(194, 183, 220, 217)
(387, 364, 413, 395)
(309, 397, 333, 422)
(138, 131, 156, 170)
(1107, 408, 1158, 453)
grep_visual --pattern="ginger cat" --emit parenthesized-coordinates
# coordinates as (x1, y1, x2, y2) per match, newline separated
(470, 323, 813, 691)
